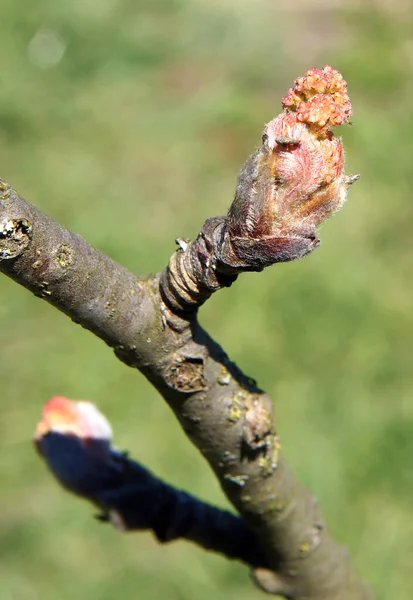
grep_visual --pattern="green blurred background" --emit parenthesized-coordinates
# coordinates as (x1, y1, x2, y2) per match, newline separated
(1, 1, 413, 598)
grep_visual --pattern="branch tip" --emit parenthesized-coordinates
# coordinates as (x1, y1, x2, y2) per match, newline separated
(161, 65, 357, 313)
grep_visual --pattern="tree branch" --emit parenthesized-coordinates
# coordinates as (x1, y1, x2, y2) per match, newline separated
(0, 179, 369, 600)
(0, 66, 371, 599)
(34, 397, 268, 570)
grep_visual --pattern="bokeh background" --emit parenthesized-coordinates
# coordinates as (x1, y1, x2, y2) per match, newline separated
(1, 1, 413, 598)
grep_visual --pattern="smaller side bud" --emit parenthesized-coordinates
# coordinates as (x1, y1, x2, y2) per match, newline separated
(35, 395, 112, 448)
(35, 396, 116, 496)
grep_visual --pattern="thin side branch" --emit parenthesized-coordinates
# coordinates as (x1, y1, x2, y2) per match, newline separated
(34, 397, 268, 569)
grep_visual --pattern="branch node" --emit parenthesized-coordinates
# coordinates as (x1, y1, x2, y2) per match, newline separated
(160, 220, 237, 313)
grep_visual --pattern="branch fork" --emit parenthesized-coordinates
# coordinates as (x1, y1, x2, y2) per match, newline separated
(0, 66, 369, 599)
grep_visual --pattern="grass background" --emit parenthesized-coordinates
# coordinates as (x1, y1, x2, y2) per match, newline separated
(1, 1, 413, 598)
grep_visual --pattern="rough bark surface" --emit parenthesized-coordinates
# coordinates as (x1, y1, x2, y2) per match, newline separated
(0, 177, 370, 599)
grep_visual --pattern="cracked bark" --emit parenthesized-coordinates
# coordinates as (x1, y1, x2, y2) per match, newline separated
(0, 176, 370, 599)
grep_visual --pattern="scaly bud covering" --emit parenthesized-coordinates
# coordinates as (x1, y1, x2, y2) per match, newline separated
(223, 65, 357, 270)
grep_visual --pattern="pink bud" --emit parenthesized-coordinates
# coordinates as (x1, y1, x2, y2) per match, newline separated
(224, 65, 356, 268)
(35, 395, 112, 443)
(35, 397, 115, 496)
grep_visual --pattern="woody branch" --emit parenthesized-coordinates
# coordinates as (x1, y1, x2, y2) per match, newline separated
(0, 67, 369, 599)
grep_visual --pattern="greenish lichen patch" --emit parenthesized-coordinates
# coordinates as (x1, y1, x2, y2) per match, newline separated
(0, 178, 11, 199)
(299, 540, 312, 556)
(272, 435, 281, 468)
(217, 364, 231, 385)
(299, 524, 322, 557)
(255, 435, 280, 476)
(228, 391, 247, 423)
(55, 243, 74, 268)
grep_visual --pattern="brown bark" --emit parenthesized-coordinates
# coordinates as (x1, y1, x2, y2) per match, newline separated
(0, 174, 371, 599)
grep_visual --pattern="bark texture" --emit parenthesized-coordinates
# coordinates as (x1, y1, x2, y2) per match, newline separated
(0, 177, 371, 599)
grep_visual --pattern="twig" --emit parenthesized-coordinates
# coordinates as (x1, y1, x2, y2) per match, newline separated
(0, 66, 371, 598)
(35, 397, 268, 569)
